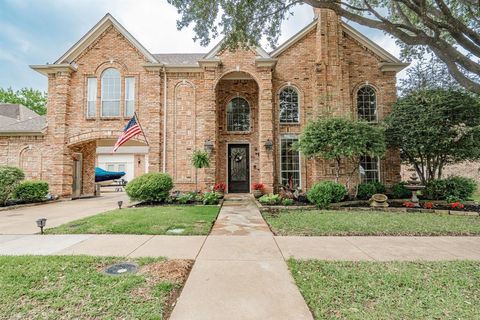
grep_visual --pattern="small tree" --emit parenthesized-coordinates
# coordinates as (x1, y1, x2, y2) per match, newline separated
(385, 89, 480, 184)
(191, 150, 210, 192)
(296, 117, 386, 186)
(0, 87, 47, 115)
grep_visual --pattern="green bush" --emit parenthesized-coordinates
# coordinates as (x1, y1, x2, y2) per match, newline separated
(391, 181, 411, 199)
(357, 181, 386, 200)
(259, 194, 281, 205)
(424, 176, 477, 200)
(307, 181, 347, 209)
(13, 180, 48, 203)
(281, 198, 294, 206)
(125, 173, 174, 203)
(0, 166, 25, 205)
(203, 192, 219, 205)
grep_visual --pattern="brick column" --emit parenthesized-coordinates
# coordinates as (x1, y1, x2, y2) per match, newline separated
(258, 69, 275, 193)
(202, 68, 217, 188)
(143, 69, 162, 173)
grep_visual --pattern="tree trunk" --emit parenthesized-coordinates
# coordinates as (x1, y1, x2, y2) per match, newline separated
(334, 157, 341, 183)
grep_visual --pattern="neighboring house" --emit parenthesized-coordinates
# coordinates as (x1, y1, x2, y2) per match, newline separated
(0, 8, 407, 198)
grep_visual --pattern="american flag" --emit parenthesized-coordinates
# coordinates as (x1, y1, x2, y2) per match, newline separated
(113, 115, 143, 152)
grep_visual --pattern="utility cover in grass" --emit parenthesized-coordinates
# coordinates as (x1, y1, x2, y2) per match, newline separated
(166, 227, 185, 234)
(104, 262, 138, 275)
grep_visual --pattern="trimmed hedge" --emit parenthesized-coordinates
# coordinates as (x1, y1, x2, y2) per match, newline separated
(0, 166, 25, 205)
(13, 180, 49, 203)
(391, 181, 411, 199)
(307, 181, 347, 209)
(424, 176, 477, 201)
(125, 173, 174, 203)
(357, 181, 386, 200)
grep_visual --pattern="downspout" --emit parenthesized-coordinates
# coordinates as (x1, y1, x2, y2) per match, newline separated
(162, 67, 167, 173)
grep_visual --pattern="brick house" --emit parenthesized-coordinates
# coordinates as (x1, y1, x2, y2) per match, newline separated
(1, 8, 407, 198)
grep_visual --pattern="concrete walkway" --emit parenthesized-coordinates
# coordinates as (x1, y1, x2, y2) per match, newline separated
(0, 192, 129, 234)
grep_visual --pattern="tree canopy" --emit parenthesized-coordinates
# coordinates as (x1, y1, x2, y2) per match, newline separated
(296, 117, 386, 182)
(0, 88, 47, 115)
(384, 88, 480, 184)
(168, 0, 480, 93)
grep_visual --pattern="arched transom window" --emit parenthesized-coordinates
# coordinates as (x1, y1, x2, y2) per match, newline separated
(101, 68, 121, 117)
(279, 87, 299, 123)
(227, 97, 250, 132)
(357, 85, 377, 122)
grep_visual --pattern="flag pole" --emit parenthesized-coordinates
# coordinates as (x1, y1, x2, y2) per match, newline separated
(134, 111, 149, 146)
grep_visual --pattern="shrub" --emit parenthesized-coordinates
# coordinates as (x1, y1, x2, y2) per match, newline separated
(307, 181, 347, 209)
(125, 173, 174, 203)
(0, 166, 25, 205)
(258, 194, 281, 205)
(281, 198, 294, 206)
(424, 176, 477, 200)
(357, 181, 386, 200)
(177, 192, 198, 204)
(391, 181, 411, 199)
(13, 180, 48, 203)
(203, 192, 219, 205)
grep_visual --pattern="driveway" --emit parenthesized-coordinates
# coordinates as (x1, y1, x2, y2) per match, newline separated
(0, 192, 129, 234)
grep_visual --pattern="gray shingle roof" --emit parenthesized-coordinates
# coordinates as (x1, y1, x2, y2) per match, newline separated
(0, 104, 45, 134)
(153, 53, 205, 65)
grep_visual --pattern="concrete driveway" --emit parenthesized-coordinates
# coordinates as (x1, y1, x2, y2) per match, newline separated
(0, 192, 129, 234)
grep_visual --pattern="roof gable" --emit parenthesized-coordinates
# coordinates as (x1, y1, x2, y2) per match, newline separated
(203, 38, 271, 60)
(55, 14, 157, 64)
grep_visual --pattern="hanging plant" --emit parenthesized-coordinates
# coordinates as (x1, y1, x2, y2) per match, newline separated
(191, 150, 210, 193)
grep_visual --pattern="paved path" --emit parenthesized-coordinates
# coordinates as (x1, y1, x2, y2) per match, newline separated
(0, 192, 129, 234)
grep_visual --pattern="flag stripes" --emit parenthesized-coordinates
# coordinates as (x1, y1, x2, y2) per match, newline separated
(113, 115, 144, 152)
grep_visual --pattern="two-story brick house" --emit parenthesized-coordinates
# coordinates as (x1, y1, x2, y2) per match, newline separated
(1, 8, 407, 198)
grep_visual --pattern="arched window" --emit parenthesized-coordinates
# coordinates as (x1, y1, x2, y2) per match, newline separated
(101, 68, 121, 117)
(357, 85, 377, 122)
(279, 86, 299, 123)
(227, 97, 250, 132)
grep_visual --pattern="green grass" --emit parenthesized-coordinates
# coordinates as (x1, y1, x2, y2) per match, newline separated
(47, 206, 219, 235)
(263, 210, 480, 236)
(0, 256, 184, 319)
(289, 260, 480, 320)
(472, 192, 480, 203)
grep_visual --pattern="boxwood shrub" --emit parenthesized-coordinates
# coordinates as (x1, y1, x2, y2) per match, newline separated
(356, 181, 386, 200)
(0, 166, 25, 205)
(424, 176, 477, 200)
(307, 181, 347, 209)
(13, 180, 49, 203)
(125, 173, 174, 203)
(391, 181, 411, 199)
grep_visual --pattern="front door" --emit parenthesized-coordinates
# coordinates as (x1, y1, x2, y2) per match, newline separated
(228, 144, 250, 193)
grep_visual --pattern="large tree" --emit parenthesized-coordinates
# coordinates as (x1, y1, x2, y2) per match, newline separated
(0, 87, 47, 115)
(384, 88, 480, 184)
(296, 117, 386, 185)
(168, 0, 480, 93)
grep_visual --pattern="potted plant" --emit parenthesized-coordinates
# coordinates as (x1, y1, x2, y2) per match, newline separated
(191, 150, 210, 193)
(213, 182, 226, 198)
(252, 183, 265, 198)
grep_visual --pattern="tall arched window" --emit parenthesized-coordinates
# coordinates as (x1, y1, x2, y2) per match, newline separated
(101, 68, 121, 117)
(279, 86, 299, 123)
(357, 85, 377, 122)
(227, 97, 250, 132)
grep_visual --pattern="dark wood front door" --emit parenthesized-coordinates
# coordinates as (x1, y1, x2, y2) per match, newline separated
(228, 144, 250, 193)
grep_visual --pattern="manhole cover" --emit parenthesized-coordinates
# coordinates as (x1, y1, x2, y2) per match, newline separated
(166, 228, 185, 234)
(103, 263, 138, 276)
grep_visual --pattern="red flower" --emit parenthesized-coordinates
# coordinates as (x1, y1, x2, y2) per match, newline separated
(213, 183, 226, 192)
(253, 183, 266, 191)
(403, 201, 416, 208)
(423, 202, 434, 209)
(451, 202, 464, 209)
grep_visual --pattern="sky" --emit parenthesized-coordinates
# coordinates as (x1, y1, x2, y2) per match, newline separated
(0, 0, 405, 92)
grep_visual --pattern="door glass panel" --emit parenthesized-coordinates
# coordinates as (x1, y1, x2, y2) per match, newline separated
(230, 147, 247, 181)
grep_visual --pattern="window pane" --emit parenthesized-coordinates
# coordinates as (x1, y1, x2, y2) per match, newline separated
(357, 86, 377, 122)
(101, 68, 121, 117)
(125, 77, 135, 117)
(359, 156, 379, 183)
(106, 164, 115, 171)
(227, 97, 250, 132)
(86, 78, 96, 117)
(280, 136, 300, 188)
(279, 87, 299, 123)
(117, 164, 126, 172)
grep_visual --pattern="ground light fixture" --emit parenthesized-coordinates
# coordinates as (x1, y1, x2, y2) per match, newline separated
(36, 218, 47, 234)
(117, 200, 123, 209)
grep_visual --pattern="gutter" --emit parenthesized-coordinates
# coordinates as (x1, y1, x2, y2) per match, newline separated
(162, 67, 167, 173)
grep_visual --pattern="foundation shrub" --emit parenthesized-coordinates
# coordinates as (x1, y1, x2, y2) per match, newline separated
(307, 181, 347, 209)
(0, 166, 25, 205)
(125, 173, 174, 203)
(259, 194, 281, 205)
(424, 176, 477, 200)
(391, 181, 411, 199)
(357, 181, 386, 200)
(13, 180, 49, 203)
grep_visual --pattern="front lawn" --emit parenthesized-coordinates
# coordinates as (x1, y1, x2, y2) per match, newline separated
(289, 260, 480, 319)
(47, 206, 219, 235)
(0, 255, 192, 319)
(263, 210, 480, 236)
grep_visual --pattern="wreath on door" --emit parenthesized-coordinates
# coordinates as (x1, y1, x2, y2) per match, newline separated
(231, 149, 244, 163)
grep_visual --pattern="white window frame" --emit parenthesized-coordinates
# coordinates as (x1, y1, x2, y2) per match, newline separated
(359, 156, 381, 183)
(86, 77, 97, 118)
(101, 68, 121, 117)
(125, 77, 135, 117)
(279, 86, 300, 124)
(279, 134, 301, 188)
(357, 85, 378, 123)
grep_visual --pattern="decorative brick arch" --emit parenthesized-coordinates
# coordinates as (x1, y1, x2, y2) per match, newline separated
(66, 130, 145, 147)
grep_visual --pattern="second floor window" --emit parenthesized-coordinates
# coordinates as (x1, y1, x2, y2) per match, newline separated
(125, 77, 135, 117)
(227, 97, 250, 132)
(86, 77, 96, 117)
(279, 87, 299, 123)
(101, 68, 121, 117)
(357, 85, 377, 122)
